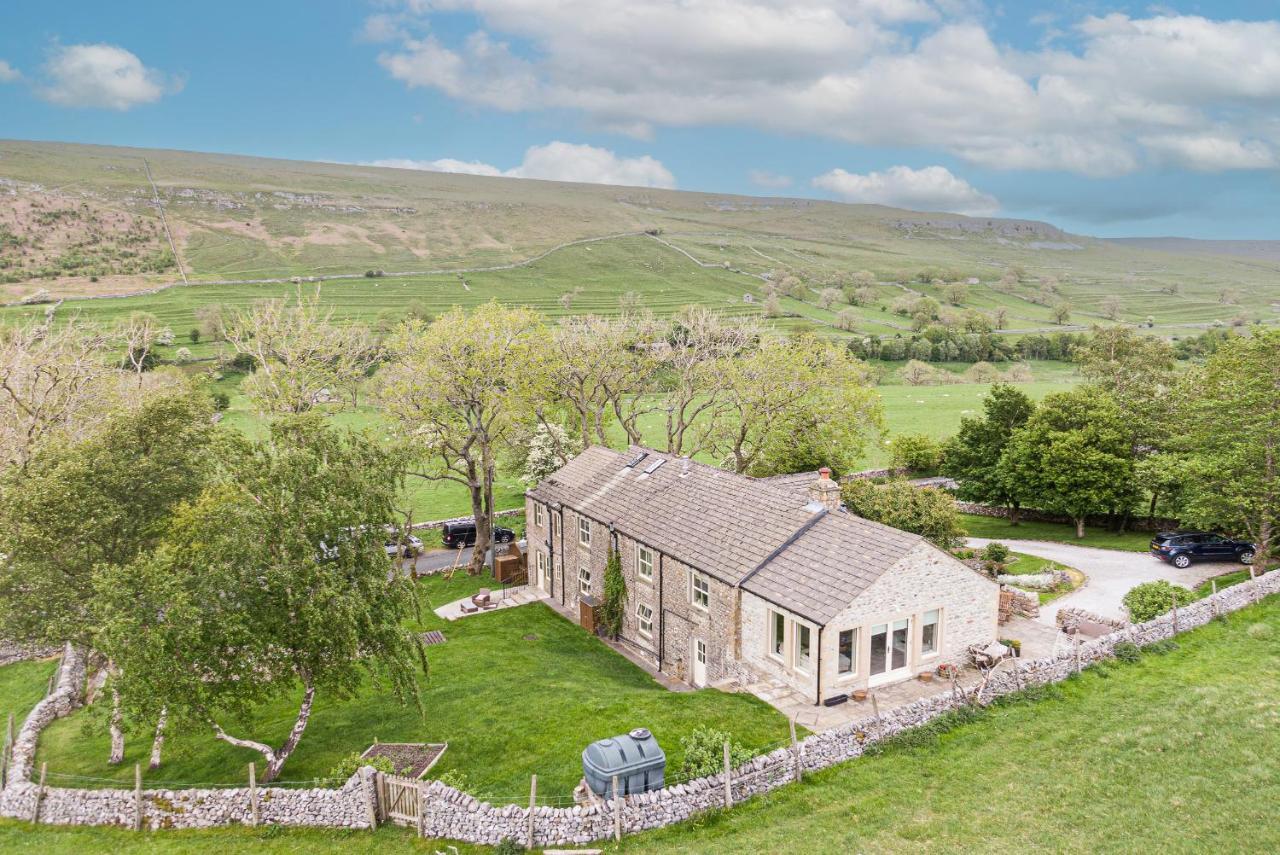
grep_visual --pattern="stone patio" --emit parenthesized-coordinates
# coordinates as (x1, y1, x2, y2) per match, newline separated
(433, 584, 544, 621)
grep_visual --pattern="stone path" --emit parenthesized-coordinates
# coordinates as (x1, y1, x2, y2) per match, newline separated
(967, 537, 1232, 626)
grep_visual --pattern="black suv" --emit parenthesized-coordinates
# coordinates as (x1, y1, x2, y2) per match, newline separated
(441, 520, 516, 548)
(1150, 531, 1255, 568)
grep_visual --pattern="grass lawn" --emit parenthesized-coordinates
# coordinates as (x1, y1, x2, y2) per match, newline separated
(5, 595, 1277, 853)
(1000, 551, 1086, 605)
(960, 513, 1154, 552)
(32, 572, 789, 799)
(0, 657, 59, 733)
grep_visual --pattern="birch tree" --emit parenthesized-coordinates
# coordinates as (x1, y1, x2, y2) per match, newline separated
(95, 414, 423, 782)
(379, 302, 552, 574)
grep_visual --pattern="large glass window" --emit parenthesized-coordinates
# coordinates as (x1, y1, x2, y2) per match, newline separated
(637, 546, 654, 581)
(838, 629, 857, 675)
(921, 609, 940, 656)
(870, 619, 910, 676)
(795, 624, 812, 670)
(769, 611, 785, 660)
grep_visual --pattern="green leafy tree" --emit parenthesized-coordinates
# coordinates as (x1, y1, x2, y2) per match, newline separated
(95, 414, 424, 782)
(0, 385, 220, 764)
(941, 385, 1034, 522)
(599, 547, 627, 639)
(379, 302, 552, 574)
(889, 433, 942, 474)
(840, 479, 966, 550)
(1176, 331, 1280, 569)
(1075, 325, 1177, 455)
(999, 388, 1137, 538)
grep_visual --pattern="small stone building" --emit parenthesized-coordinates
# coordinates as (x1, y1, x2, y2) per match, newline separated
(525, 447, 998, 703)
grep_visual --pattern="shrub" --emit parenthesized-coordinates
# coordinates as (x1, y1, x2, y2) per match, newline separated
(433, 768, 471, 792)
(189, 328, 201, 344)
(679, 727, 754, 778)
(1122, 580, 1196, 622)
(211, 391, 231, 411)
(1112, 641, 1142, 663)
(493, 839, 523, 855)
(322, 751, 400, 787)
(889, 433, 942, 473)
(226, 352, 257, 374)
(982, 542, 1011, 564)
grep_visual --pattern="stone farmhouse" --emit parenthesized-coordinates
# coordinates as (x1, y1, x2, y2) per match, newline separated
(525, 446, 999, 705)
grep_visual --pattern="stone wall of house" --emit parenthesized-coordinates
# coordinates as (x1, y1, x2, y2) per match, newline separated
(5, 571, 1276, 842)
(954, 502, 1178, 533)
(737, 592, 816, 699)
(818, 542, 999, 696)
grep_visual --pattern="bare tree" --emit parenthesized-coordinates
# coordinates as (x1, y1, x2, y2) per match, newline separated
(548, 315, 658, 449)
(817, 287, 842, 309)
(223, 290, 379, 415)
(117, 312, 160, 384)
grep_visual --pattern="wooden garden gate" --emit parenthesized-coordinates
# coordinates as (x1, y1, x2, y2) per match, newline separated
(376, 772, 421, 827)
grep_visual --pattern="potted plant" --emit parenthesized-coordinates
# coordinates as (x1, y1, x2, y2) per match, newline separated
(917, 670, 934, 683)
(935, 663, 959, 679)
(999, 638, 1022, 657)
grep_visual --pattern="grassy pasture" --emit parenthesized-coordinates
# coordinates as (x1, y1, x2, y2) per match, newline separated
(4, 594, 1277, 853)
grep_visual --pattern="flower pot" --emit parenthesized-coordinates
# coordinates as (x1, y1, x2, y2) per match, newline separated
(917, 671, 934, 683)
(851, 689, 868, 702)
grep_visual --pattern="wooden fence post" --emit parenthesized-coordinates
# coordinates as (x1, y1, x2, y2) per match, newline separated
(363, 772, 379, 831)
(1074, 635, 1081, 674)
(418, 779, 428, 839)
(526, 774, 537, 850)
(722, 741, 732, 808)
(1, 715, 10, 791)
(870, 692, 882, 737)
(131, 763, 143, 831)
(32, 762, 46, 824)
(611, 775, 622, 843)
(789, 715, 802, 783)
(1171, 593, 1179, 634)
(248, 762, 260, 827)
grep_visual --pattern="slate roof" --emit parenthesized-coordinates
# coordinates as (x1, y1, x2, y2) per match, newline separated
(528, 446, 924, 625)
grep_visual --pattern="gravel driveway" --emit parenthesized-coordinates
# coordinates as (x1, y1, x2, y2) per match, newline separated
(967, 538, 1236, 626)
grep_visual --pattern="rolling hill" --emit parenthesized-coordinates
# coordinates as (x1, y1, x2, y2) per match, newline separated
(2, 139, 1277, 338)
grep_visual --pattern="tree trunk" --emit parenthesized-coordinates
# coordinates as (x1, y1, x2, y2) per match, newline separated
(108, 688, 125, 765)
(213, 683, 315, 783)
(148, 708, 167, 770)
(1075, 518, 1086, 539)
(1008, 502, 1021, 526)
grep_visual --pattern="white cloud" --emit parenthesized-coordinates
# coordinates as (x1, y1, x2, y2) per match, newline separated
(38, 44, 181, 110)
(363, 141, 676, 188)
(0, 60, 20, 83)
(368, 4, 1280, 176)
(812, 165, 999, 216)
(748, 169, 793, 189)
(365, 157, 505, 176)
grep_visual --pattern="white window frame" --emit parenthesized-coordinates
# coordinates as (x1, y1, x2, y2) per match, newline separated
(636, 603, 654, 638)
(767, 610, 786, 663)
(533, 502, 544, 528)
(578, 517, 591, 548)
(920, 608, 942, 658)
(837, 628, 858, 677)
(793, 622, 813, 673)
(690, 572, 710, 611)
(637, 545, 654, 583)
(578, 566, 591, 597)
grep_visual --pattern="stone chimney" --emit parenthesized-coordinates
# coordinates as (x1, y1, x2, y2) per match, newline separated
(807, 467, 841, 512)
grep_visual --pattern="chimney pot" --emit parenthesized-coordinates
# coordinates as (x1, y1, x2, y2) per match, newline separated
(819, 467, 832, 480)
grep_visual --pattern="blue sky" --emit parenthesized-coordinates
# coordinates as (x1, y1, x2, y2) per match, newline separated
(2, 1, 1279, 238)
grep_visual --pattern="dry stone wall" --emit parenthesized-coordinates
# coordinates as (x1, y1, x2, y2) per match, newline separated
(2, 571, 1277, 844)
(954, 501, 1178, 533)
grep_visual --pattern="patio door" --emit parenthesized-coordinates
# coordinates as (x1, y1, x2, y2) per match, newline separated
(692, 638, 707, 687)
(869, 619, 911, 686)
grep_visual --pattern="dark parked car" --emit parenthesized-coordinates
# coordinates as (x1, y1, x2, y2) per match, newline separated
(441, 520, 515, 548)
(1150, 531, 1255, 568)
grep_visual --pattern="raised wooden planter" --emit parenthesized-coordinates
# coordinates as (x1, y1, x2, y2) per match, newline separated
(360, 742, 448, 779)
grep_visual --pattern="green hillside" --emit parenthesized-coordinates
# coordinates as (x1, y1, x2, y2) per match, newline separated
(3, 139, 1278, 339)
